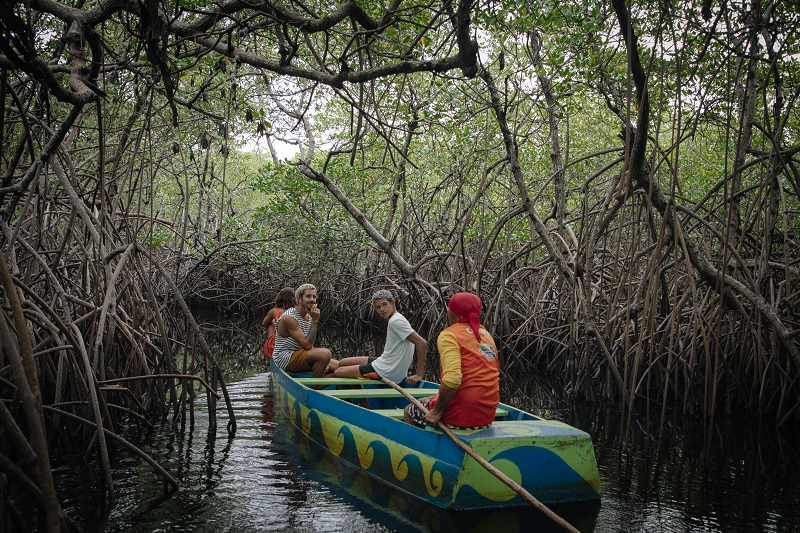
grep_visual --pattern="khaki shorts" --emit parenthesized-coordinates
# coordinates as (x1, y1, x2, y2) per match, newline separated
(286, 349, 312, 372)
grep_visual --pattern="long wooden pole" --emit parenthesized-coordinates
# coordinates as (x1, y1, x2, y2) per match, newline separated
(381, 377, 580, 533)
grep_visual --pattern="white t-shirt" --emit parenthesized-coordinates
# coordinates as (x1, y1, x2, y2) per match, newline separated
(371, 312, 416, 383)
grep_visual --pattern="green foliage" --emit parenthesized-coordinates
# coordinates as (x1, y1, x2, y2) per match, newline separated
(249, 160, 369, 276)
(2, 0, 799, 439)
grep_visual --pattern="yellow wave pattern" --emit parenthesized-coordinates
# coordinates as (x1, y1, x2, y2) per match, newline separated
(280, 387, 444, 498)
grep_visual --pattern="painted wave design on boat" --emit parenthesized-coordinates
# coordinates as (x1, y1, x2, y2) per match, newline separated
(456, 445, 600, 504)
(275, 377, 600, 507)
(277, 384, 451, 501)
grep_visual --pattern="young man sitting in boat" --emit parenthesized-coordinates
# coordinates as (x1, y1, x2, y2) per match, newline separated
(327, 289, 428, 386)
(272, 283, 332, 378)
(404, 292, 500, 430)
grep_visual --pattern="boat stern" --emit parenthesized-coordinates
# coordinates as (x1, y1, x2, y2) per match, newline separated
(449, 419, 602, 509)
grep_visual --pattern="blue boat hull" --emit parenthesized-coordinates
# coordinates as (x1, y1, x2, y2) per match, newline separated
(271, 365, 601, 510)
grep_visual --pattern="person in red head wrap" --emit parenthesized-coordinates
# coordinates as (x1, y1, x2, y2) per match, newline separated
(447, 292, 483, 341)
(404, 292, 500, 429)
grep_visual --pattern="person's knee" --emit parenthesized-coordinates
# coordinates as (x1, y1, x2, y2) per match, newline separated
(310, 348, 331, 363)
(320, 348, 332, 362)
(403, 405, 416, 426)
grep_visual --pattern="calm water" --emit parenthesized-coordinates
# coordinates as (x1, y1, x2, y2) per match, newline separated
(56, 372, 800, 532)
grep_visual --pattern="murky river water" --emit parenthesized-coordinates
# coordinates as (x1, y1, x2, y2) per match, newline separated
(57, 372, 800, 532)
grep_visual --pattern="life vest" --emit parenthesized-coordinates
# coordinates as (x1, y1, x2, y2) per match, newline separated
(431, 323, 500, 427)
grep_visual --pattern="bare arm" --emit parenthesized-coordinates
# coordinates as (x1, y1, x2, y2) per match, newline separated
(423, 330, 460, 424)
(277, 315, 310, 349)
(405, 331, 428, 386)
(424, 384, 457, 425)
(262, 308, 276, 329)
(307, 304, 320, 345)
(276, 307, 320, 349)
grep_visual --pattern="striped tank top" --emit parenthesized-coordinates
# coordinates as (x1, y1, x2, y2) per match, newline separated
(272, 307, 311, 369)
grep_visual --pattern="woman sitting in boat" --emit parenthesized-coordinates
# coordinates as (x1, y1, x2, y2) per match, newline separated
(272, 283, 332, 378)
(404, 292, 500, 430)
(262, 287, 295, 359)
(327, 289, 428, 386)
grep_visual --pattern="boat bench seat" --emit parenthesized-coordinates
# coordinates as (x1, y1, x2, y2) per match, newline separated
(318, 388, 434, 399)
(295, 377, 439, 388)
(370, 407, 510, 420)
(295, 377, 379, 386)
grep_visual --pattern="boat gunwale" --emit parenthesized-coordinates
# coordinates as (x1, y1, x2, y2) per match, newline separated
(290, 372, 544, 423)
(274, 367, 597, 442)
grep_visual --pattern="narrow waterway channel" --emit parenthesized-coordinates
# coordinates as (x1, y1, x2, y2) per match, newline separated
(55, 370, 800, 532)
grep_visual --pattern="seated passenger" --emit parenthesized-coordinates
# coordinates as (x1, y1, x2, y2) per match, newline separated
(262, 286, 295, 360)
(328, 290, 427, 385)
(404, 292, 500, 430)
(272, 283, 332, 378)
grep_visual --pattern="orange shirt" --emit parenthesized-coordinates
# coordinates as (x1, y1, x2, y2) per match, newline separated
(431, 323, 500, 427)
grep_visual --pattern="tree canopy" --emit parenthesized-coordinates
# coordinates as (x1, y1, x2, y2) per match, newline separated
(2, 1, 800, 530)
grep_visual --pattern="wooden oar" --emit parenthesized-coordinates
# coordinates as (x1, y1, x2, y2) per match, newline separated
(381, 377, 580, 533)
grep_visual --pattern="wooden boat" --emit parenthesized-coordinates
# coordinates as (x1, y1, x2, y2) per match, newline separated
(271, 364, 602, 510)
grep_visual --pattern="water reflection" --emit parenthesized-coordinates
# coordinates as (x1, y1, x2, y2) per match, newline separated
(54, 371, 800, 533)
(506, 375, 800, 533)
(56, 374, 395, 532)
